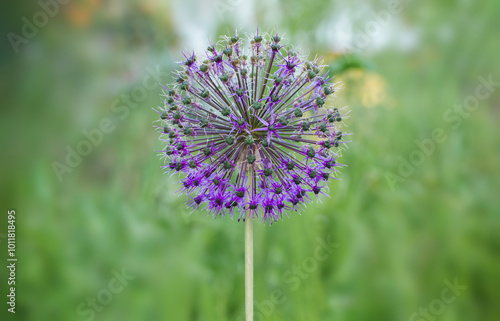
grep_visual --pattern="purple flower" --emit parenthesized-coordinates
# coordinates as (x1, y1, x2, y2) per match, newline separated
(155, 29, 349, 224)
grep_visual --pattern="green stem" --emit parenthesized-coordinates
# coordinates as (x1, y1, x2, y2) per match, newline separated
(245, 208, 253, 321)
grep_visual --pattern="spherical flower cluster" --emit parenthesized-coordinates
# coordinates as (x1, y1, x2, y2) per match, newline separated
(154, 29, 350, 224)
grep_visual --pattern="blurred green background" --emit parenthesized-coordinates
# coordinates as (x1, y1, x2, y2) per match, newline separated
(1, 0, 499, 320)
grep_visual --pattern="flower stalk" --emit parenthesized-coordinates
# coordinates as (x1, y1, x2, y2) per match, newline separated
(245, 205, 253, 321)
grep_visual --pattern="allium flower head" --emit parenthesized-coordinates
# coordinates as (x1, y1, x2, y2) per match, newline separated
(155, 29, 350, 224)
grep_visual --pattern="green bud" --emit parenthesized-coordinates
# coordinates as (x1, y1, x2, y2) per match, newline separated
(247, 154, 256, 164)
(302, 121, 311, 131)
(160, 111, 168, 120)
(325, 160, 336, 168)
(252, 102, 262, 110)
(279, 117, 289, 126)
(200, 89, 210, 99)
(185, 56, 196, 66)
(219, 73, 229, 83)
(315, 97, 325, 106)
(200, 119, 209, 128)
(200, 64, 209, 73)
(225, 136, 235, 145)
(307, 146, 316, 158)
(294, 108, 303, 118)
(244, 135, 254, 145)
(172, 111, 181, 120)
